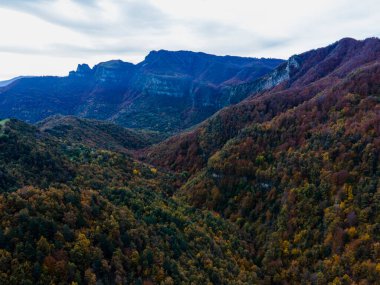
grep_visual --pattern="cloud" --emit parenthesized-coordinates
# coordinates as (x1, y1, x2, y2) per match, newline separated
(0, 0, 379, 79)
(0, 0, 170, 36)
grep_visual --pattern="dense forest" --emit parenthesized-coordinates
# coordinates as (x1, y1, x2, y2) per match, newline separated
(0, 38, 379, 284)
(0, 119, 257, 284)
(145, 38, 380, 284)
(180, 85, 380, 284)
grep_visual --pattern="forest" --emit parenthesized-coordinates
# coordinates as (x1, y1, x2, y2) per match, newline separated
(0, 119, 257, 284)
(0, 38, 379, 284)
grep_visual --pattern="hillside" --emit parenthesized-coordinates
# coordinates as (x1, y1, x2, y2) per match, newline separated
(0, 76, 34, 87)
(37, 115, 165, 152)
(0, 118, 258, 284)
(0, 38, 379, 284)
(146, 38, 380, 172)
(144, 38, 380, 283)
(0, 51, 283, 133)
(179, 72, 380, 284)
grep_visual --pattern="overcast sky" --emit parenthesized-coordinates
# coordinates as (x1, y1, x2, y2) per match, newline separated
(0, 0, 379, 80)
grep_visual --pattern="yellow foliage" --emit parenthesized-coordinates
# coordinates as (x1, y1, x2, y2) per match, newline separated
(361, 233, 370, 241)
(342, 274, 351, 283)
(294, 230, 307, 244)
(332, 277, 342, 285)
(155, 267, 165, 282)
(291, 248, 301, 256)
(162, 277, 174, 285)
(282, 240, 290, 255)
(203, 258, 213, 269)
(130, 250, 140, 265)
(36, 236, 51, 254)
(375, 263, 380, 272)
(347, 227, 357, 238)
(133, 169, 140, 175)
(74, 233, 91, 253)
(343, 184, 353, 201)
(150, 167, 157, 174)
(84, 268, 97, 285)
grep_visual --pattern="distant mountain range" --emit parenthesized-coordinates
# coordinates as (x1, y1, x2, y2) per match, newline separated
(0, 76, 34, 87)
(0, 51, 283, 133)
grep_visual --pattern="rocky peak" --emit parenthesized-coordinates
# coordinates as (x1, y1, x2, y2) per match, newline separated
(69, 64, 93, 78)
(93, 60, 136, 83)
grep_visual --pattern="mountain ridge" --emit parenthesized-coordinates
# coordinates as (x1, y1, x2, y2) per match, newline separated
(0, 76, 35, 87)
(0, 50, 283, 133)
(143, 37, 380, 283)
(37, 115, 165, 152)
(0, 37, 379, 284)
(145, 37, 380, 172)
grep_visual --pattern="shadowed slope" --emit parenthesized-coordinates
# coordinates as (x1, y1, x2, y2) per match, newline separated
(37, 115, 165, 152)
(145, 38, 380, 173)
(0, 51, 283, 133)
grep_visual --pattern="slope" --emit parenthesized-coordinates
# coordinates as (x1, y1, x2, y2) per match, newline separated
(37, 115, 165, 152)
(0, 51, 283, 133)
(0, 118, 258, 284)
(145, 38, 380, 284)
(145, 37, 380, 173)
(179, 64, 380, 283)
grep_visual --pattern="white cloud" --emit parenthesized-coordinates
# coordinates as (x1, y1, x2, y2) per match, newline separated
(0, 0, 379, 80)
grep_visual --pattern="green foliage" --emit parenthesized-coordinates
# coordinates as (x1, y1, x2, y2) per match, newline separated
(1, 46, 380, 283)
(0, 119, 9, 127)
(181, 92, 380, 283)
(0, 119, 257, 284)
(37, 115, 167, 152)
(0, 119, 10, 137)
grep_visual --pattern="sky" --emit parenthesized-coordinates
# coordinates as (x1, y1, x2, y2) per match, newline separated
(0, 0, 379, 80)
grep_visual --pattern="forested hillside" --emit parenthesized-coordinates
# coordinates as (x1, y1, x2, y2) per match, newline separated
(37, 115, 165, 152)
(0, 119, 258, 284)
(180, 76, 380, 284)
(145, 38, 380, 284)
(146, 38, 380, 173)
(0, 38, 379, 284)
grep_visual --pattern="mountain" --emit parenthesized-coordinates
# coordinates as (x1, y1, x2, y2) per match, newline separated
(144, 37, 380, 283)
(37, 115, 165, 152)
(146, 37, 380, 172)
(0, 76, 34, 87)
(0, 118, 258, 284)
(0, 38, 379, 284)
(179, 76, 380, 284)
(0, 51, 283, 133)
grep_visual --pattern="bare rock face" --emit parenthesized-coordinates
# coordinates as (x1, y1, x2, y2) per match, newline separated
(69, 64, 93, 78)
(222, 55, 302, 104)
(145, 37, 380, 172)
(0, 50, 283, 133)
(224, 37, 380, 105)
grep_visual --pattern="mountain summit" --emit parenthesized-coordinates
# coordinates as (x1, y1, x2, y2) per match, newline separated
(146, 37, 380, 171)
(0, 51, 283, 133)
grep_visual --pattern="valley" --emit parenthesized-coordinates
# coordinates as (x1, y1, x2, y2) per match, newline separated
(0, 38, 379, 284)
